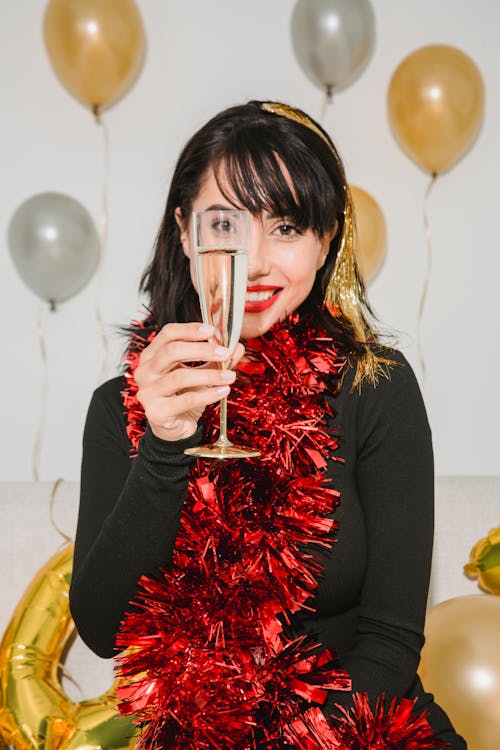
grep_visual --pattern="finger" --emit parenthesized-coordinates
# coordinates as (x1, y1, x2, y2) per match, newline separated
(151, 340, 231, 374)
(188, 342, 246, 372)
(140, 322, 214, 363)
(143, 366, 237, 398)
(154, 385, 231, 423)
(137, 341, 231, 385)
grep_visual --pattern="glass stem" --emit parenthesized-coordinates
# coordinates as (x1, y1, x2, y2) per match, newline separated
(216, 395, 232, 447)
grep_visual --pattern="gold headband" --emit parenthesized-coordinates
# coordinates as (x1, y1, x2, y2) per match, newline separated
(261, 102, 389, 386)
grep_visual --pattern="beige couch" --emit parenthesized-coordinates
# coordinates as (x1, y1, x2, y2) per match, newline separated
(1, 477, 499, 702)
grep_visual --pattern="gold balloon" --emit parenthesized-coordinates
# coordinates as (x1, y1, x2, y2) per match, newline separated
(0, 544, 137, 750)
(464, 526, 500, 596)
(388, 44, 485, 175)
(419, 595, 500, 750)
(43, 0, 145, 113)
(350, 185, 387, 284)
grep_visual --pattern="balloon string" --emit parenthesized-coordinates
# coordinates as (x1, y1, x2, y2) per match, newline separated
(417, 173, 438, 389)
(32, 304, 49, 481)
(319, 85, 333, 123)
(93, 108, 110, 384)
(49, 477, 73, 545)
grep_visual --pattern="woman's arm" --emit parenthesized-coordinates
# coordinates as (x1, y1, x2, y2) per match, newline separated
(69, 378, 201, 658)
(324, 351, 434, 711)
(71, 321, 244, 659)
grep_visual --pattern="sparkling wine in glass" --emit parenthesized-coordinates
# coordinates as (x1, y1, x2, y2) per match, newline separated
(184, 210, 260, 459)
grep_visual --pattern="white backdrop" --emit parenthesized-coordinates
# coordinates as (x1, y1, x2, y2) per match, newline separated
(1, 0, 498, 481)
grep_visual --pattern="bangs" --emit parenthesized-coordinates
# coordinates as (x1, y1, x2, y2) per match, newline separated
(212, 125, 339, 236)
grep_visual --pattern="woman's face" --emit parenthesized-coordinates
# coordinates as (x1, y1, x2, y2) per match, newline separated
(176, 166, 334, 340)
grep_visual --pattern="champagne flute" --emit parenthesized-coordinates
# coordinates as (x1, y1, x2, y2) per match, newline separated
(184, 210, 261, 459)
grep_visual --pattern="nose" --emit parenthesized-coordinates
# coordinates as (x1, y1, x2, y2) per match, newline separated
(247, 222, 271, 280)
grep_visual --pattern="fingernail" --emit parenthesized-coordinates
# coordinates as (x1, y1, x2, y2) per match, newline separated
(214, 345, 230, 359)
(216, 385, 230, 396)
(199, 323, 213, 336)
(220, 370, 236, 382)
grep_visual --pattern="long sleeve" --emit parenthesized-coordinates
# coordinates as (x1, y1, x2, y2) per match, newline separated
(322, 350, 435, 714)
(69, 378, 202, 658)
(320, 354, 467, 746)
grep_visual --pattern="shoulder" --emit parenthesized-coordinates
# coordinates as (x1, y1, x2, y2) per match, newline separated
(91, 375, 127, 416)
(342, 347, 421, 404)
(365, 347, 421, 403)
(84, 375, 129, 449)
(338, 347, 431, 444)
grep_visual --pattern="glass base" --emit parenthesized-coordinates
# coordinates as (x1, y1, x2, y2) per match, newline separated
(184, 443, 261, 459)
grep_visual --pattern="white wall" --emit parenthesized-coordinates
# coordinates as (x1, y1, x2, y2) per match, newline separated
(1, 0, 498, 481)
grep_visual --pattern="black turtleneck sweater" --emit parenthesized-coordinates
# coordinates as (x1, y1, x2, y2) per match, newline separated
(69, 348, 466, 748)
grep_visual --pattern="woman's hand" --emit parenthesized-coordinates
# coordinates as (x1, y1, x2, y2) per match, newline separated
(134, 322, 245, 442)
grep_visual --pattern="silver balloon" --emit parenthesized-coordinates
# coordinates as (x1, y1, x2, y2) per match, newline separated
(291, 0, 376, 94)
(8, 192, 100, 308)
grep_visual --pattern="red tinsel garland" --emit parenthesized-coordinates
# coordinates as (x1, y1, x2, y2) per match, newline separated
(116, 313, 443, 750)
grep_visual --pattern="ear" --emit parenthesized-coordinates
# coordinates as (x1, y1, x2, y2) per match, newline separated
(174, 207, 190, 257)
(317, 219, 339, 270)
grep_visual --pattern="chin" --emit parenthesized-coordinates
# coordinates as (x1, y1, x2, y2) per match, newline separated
(241, 317, 278, 340)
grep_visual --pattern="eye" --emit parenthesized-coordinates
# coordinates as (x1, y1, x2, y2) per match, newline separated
(274, 221, 301, 238)
(211, 218, 236, 233)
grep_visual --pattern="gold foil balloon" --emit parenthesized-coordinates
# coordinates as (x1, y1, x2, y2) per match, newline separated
(350, 185, 387, 284)
(0, 544, 137, 750)
(43, 0, 145, 113)
(387, 44, 485, 175)
(464, 526, 500, 596)
(419, 595, 500, 750)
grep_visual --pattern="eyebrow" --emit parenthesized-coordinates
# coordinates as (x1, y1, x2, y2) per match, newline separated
(204, 203, 239, 211)
(204, 204, 292, 220)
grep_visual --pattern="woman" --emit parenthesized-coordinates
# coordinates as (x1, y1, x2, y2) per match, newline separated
(70, 101, 466, 749)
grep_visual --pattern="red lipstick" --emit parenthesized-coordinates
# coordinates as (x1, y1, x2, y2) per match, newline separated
(246, 285, 280, 292)
(244, 286, 283, 313)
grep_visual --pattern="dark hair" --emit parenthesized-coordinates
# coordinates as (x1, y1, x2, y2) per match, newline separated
(133, 100, 379, 357)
